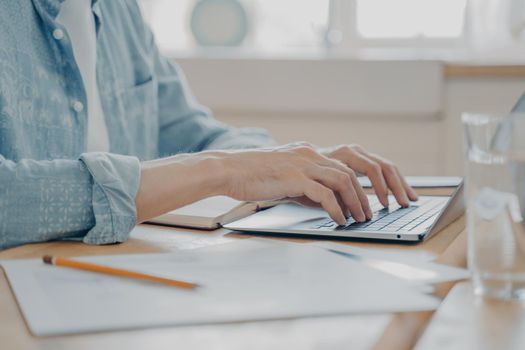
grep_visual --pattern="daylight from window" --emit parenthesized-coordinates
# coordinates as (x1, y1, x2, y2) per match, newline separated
(356, 0, 467, 38)
(138, 0, 468, 54)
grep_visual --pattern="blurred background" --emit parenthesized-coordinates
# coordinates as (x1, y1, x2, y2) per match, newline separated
(138, 0, 525, 175)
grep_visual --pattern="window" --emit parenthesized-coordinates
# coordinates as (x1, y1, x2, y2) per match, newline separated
(137, 0, 470, 56)
(138, 0, 194, 54)
(249, 0, 329, 51)
(356, 0, 466, 39)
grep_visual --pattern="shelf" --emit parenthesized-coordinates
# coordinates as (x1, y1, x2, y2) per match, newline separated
(444, 64, 525, 77)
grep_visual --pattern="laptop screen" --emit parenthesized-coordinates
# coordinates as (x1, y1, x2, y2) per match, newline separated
(491, 91, 525, 151)
(511, 91, 525, 112)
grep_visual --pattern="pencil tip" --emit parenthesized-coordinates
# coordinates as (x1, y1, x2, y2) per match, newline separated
(42, 255, 53, 264)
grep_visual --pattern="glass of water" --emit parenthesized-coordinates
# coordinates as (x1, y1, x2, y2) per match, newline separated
(463, 112, 525, 299)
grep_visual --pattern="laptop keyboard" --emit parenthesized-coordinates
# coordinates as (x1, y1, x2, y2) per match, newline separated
(314, 197, 445, 232)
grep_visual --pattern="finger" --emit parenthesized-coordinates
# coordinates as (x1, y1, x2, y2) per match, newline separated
(337, 165, 372, 219)
(293, 145, 370, 219)
(338, 151, 389, 209)
(357, 156, 389, 208)
(356, 151, 411, 207)
(384, 167, 409, 207)
(337, 147, 390, 208)
(310, 167, 364, 221)
(303, 180, 347, 225)
(370, 157, 410, 207)
(349, 172, 373, 219)
(307, 166, 366, 222)
(315, 156, 373, 219)
(395, 167, 418, 201)
(336, 193, 352, 218)
(322, 145, 387, 209)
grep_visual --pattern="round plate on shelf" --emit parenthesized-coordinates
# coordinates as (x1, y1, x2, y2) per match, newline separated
(190, 0, 249, 47)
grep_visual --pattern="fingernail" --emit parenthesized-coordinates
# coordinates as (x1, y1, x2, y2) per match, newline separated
(365, 207, 373, 220)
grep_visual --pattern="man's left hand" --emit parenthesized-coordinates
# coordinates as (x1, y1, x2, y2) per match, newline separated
(321, 144, 418, 208)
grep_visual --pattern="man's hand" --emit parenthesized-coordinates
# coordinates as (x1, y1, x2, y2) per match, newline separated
(222, 143, 372, 225)
(321, 144, 418, 208)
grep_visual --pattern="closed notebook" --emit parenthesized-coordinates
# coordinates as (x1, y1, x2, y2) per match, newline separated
(148, 196, 279, 229)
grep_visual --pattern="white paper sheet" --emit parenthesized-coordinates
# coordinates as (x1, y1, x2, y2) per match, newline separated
(308, 241, 437, 263)
(309, 241, 469, 285)
(1, 240, 439, 336)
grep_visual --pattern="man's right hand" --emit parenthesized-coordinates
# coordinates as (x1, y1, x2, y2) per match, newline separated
(221, 143, 372, 225)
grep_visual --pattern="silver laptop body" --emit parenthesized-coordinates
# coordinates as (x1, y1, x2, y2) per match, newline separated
(224, 184, 464, 242)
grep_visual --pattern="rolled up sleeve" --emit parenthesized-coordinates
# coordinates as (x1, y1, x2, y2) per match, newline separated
(79, 152, 141, 245)
(0, 153, 140, 250)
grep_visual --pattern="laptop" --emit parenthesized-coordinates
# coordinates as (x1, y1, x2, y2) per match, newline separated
(224, 184, 464, 242)
(225, 92, 525, 242)
(224, 94, 525, 242)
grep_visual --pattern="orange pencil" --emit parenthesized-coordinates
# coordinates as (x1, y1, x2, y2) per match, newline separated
(42, 255, 198, 290)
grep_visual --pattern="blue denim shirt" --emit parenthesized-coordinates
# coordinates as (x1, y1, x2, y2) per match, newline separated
(0, 0, 273, 250)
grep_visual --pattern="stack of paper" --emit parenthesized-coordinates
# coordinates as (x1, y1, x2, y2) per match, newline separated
(1, 239, 442, 336)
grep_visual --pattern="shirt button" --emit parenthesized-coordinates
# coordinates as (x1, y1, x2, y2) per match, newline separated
(52, 28, 64, 40)
(72, 101, 84, 113)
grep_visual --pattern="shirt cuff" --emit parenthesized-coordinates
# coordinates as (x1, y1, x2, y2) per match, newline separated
(79, 152, 141, 245)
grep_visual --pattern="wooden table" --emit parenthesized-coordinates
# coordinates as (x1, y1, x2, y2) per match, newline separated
(416, 281, 525, 350)
(0, 197, 469, 350)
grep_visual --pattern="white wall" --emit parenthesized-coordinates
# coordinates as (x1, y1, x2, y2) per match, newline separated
(176, 58, 525, 176)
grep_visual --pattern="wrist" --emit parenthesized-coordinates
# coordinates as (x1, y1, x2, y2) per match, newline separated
(194, 152, 231, 197)
(200, 150, 245, 198)
(136, 151, 234, 222)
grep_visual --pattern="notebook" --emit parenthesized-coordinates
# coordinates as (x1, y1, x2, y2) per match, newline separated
(148, 196, 280, 229)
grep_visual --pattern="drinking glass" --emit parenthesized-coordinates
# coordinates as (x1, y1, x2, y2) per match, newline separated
(463, 112, 525, 299)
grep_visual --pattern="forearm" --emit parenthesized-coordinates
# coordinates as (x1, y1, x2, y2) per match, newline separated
(135, 152, 229, 222)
